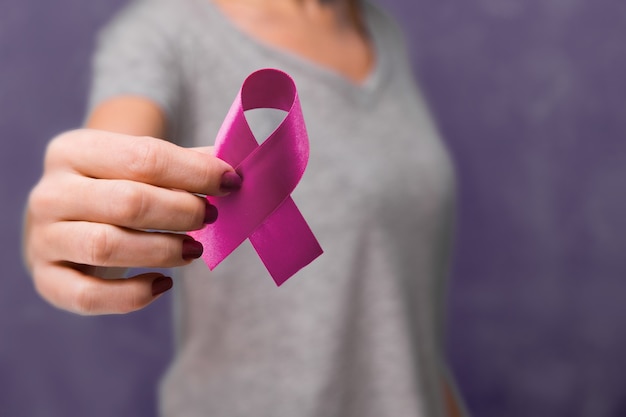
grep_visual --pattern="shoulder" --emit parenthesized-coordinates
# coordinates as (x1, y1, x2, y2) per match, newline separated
(97, 0, 188, 47)
(106, 0, 183, 24)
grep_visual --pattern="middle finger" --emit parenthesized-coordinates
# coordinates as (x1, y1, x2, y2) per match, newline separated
(45, 175, 215, 231)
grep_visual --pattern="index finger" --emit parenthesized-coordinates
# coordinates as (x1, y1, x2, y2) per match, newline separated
(46, 129, 240, 196)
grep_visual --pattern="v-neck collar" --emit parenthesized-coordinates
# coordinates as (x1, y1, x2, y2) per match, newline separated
(192, 0, 390, 100)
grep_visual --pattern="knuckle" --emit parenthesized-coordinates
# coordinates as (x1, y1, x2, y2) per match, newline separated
(109, 182, 146, 225)
(185, 197, 206, 231)
(166, 237, 184, 265)
(125, 138, 163, 180)
(45, 133, 68, 159)
(150, 234, 184, 267)
(86, 226, 116, 266)
(71, 280, 99, 316)
(200, 161, 222, 193)
(153, 235, 176, 266)
(30, 265, 96, 315)
(44, 131, 77, 168)
(31, 266, 52, 302)
(27, 181, 56, 217)
(24, 233, 43, 272)
(26, 184, 45, 219)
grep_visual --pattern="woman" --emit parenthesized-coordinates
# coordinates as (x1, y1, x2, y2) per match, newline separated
(23, 0, 464, 415)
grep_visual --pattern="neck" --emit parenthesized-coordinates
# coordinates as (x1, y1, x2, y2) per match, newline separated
(211, 0, 372, 83)
(212, 0, 362, 32)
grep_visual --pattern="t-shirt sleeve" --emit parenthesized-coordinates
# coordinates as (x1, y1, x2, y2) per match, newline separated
(87, 0, 182, 125)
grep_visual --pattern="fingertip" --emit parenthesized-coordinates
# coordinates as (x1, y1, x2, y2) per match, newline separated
(182, 237, 204, 260)
(204, 200, 219, 224)
(219, 171, 242, 194)
(151, 275, 173, 296)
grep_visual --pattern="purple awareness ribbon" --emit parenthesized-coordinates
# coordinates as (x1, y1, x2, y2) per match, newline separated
(190, 68, 323, 286)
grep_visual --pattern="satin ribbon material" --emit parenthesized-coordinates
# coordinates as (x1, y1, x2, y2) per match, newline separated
(190, 68, 323, 286)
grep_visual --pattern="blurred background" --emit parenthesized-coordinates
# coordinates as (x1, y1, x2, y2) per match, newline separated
(1, 0, 625, 416)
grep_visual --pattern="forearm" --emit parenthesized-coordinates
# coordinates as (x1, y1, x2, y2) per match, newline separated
(85, 95, 167, 138)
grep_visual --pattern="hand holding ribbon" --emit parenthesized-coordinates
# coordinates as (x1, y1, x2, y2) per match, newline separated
(190, 68, 323, 286)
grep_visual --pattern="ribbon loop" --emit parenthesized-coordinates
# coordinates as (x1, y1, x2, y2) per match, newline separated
(191, 68, 323, 286)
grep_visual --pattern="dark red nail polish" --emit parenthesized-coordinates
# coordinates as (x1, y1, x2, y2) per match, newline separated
(220, 171, 242, 193)
(152, 276, 173, 296)
(182, 238, 204, 260)
(204, 201, 218, 224)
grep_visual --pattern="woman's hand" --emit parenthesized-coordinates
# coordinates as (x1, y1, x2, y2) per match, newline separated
(23, 129, 240, 315)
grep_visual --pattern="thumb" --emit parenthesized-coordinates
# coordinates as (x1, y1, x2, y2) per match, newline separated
(189, 146, 215, 156)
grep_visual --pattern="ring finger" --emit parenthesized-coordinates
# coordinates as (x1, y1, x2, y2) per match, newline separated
(39, 175, 215, 231)
(40, 221, 204, 268)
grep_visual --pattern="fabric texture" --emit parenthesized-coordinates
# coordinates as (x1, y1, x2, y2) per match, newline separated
(89, 1, 457, 416)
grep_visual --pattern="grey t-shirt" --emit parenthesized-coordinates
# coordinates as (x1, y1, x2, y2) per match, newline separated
(90, 1, 456, 416)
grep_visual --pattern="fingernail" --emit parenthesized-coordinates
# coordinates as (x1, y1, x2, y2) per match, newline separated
(204, 201, 218, 224)
(220, 171, 242, 193)
(152, 276, 173, 296)
(182, 238, 204, 260)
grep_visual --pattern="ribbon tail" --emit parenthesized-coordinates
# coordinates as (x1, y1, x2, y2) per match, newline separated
(250, 197, 323, 286)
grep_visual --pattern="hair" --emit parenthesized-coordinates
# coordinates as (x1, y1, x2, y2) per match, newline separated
(350, 0, 366, 34)
(318, 0, 363, 33)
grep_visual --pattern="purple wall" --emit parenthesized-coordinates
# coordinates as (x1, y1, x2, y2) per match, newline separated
(2, 0, 625, 416)
(1, 1, 170, 416)
(377, 1, 626, 416)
